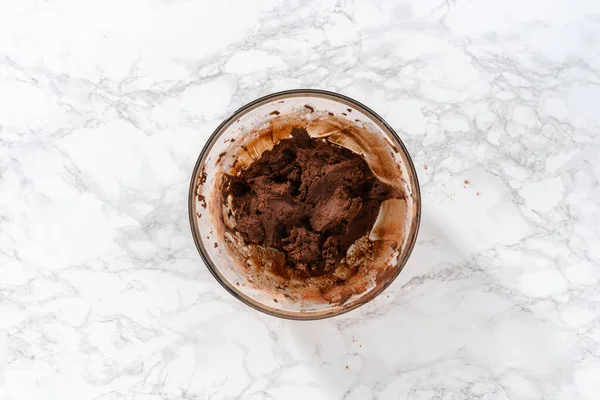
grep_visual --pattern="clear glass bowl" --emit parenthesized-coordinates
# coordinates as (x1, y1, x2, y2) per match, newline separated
(189, 89, 421, 320)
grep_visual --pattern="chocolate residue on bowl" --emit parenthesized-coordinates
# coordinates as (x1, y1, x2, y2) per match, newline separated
(200, 109, 415, 306)
(222, 127, 403, 278)
(198, 194, 207, 208)
(200, 167, 207, 184)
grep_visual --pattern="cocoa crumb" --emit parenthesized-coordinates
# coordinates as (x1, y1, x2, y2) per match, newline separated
(304, 104, 314, 113)
(347, 108, 352, 113)
(328, 112, 334, 116)
(217, 152, 226, 164)
(214, 243, 218, 248)
(270, 110, 280, 115)
(342, 112, 347, 116)
(464, 180, 470, 184)
(273, 299, 278, 303)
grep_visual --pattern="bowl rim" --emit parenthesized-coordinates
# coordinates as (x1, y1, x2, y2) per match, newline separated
(188, 89, 421, 320)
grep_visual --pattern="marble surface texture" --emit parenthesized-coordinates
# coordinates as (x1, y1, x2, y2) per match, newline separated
(1, 0, 600, 399)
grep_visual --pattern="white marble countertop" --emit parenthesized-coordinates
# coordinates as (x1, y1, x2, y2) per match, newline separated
(2, 0, 600, 399)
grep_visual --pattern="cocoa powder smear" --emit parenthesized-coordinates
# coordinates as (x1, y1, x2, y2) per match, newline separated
(222, 127, 403, 278)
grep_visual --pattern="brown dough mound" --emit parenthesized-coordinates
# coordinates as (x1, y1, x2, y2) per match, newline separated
(224, 127, 401, 277)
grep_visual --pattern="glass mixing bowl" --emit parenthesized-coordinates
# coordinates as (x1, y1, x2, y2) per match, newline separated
(189, 89, 421, 320)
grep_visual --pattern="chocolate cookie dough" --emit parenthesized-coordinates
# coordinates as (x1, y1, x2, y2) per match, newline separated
(223, 127, 402, 277)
